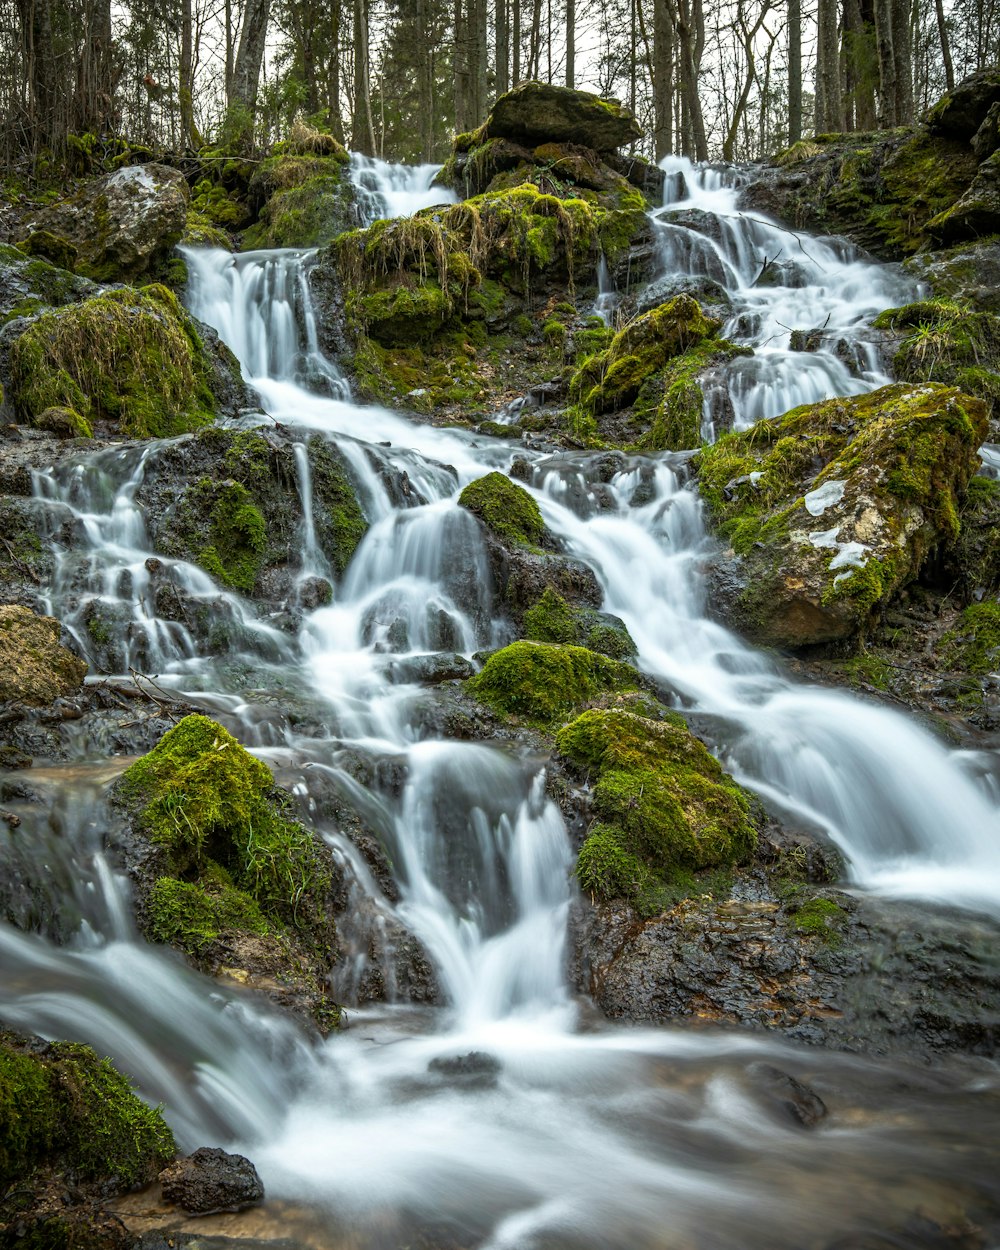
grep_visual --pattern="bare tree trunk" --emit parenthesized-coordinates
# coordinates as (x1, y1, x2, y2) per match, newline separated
(229, 0, 270, 140)
(566, 0, 575, 87)
(934, 0, 954, 89)
(890, 0, 912, 122)
(513, 0, 521, 81)
(351, 0, 375, 153)
(676, 0, 707, 159)
(651, 0, 674, 158)
(528, 0, 542, 78)
(788, 0, 802, 141)
(874, 0, 897, 124)
(179, 0, 197, 147)
(497, 0, 510, 93)
(473, 0, 488, 116)
(328, 0, 344, 140)
(723, 0, 771, 160)
(815, 0, 843, 132)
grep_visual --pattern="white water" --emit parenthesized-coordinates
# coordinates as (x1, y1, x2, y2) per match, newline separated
(654, 157, 913, 437)
(2, 154, 999, 1247)
(350, 153, 457, 225)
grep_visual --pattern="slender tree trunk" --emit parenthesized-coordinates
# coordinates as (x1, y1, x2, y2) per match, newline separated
(328, 0, 344, 140)
(566, 0, 575, 87)
(934, 0, 954, 90)
(17, 0, 60, 150)
(179, 0, 197, 147)
(473, 0, 488, 118)
(874, 0, 897, 124)
(815, 0, 842, 132)
(513, 0, 521, 82)
(788, 0, 801, 142)
(351, 0, 375, 153)
(676, 0, 707, 159)
(497, 0, 510, 93)
(723, 0, 771, 160)
(528, 0, 542, 77)
(454, 0, 469, 129)
(890, 0, 912, 122)
(651, 0, 674, 158)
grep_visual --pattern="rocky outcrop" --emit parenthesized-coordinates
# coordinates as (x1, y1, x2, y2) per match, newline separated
(695, 383, 989, 650)
(480, 81, 643, 153)
(243, 147, 355, 249)
(0, 604, 86, 705)
(28, 163, 189, 282)
(0, 241, 95, 327)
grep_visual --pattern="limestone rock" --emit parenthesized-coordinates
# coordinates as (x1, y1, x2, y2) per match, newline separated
(159, 1147, 264, 1214)
(483, 82, 643, 153)
(29, 163, 189, 282)
(695, 383, 989, 649)
(0, 605, 86, 706)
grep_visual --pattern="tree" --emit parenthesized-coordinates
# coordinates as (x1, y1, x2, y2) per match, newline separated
(229, 0, 271, 140)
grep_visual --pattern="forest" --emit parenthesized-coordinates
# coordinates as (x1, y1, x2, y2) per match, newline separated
(2, 0, 999, 169)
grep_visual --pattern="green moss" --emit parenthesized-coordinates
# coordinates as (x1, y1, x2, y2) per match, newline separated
(560, 708, 759, 898)
(458, 471, 545, 547)
(0, 1032, 174, 1191)
(186, 479, 266, 593)
(118, 715, 330, 927)
(182, 207, 233, 249)
(942, 601, 1000, 675)
(468, 641, 637, 724)
(523, 587, 637, 659)
(307, 435, 368, 574)
(791, 895, 847, 944)
(18, 229, 77, 271)
(8, 285, 217, 438)
(244, 153, 355, 248)
(147, 873, 271, 956)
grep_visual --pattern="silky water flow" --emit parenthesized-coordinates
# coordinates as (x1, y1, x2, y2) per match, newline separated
(0, 156, 998, 1249)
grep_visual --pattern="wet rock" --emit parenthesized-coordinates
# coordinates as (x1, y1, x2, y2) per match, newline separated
(748, 1063, 827, 1127)
(695, 384, 989, 649)
(637, 274, 731, 317)
(0, 240, 96, 325)
(28, 163, 189, 282)
(928, 148, 1000, 245)
(159, 1147, 264, 1214)
(428, 1051, 502, 1089)
(0, 604, 86, 705)
(483, 82, 642, 153)
(905, 237, 1000, 313)
(385, 653, 475, 684)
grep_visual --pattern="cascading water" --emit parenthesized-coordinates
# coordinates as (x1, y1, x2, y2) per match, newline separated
(2, 152, 999, 1248)
(652, 157, 914, 437)
(349, 152, 457, 225)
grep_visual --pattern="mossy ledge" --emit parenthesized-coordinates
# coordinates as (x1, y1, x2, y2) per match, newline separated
(694, 383, 989, 649)
(7, 284, 219, 438)
(0, 1028, 174, 1193)
(115, 715, 342, 1028)
(558, 708, 761, 914)
(467, 640, 638, 725)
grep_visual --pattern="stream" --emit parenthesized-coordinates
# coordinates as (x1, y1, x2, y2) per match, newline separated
(1, 157, 998, 1249)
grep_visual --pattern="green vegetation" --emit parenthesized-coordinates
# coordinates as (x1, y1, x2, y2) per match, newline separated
(183, 478, 266, 593)
(0, 1031, 174, 1191)
(244, 151, 354, 249)
(790, 895, 848, 944)
(8, 284, 218, 438)
(523, 587, 637, 659)
(942, 601, 1000, 675)
(559, 708, 759, 906)
(458, 472, 546, 547)
(468, 640, 637, 724)
(118, 715, 331, 931)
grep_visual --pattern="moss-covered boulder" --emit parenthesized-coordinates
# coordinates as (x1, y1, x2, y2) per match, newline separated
(695, 383, 989, 649)
(926, 68, 1000, 139)
(0, 1029, 174, 1194)
(468, 640, 637, 725)
(7, 284, 227, 438)
(743, 128, 979, 259)
(138, 427, 366, 611)
(483, 82, 642, 153)
(927, 147, 1000, 245)
(559, 708, 760, 910)
(567, 295, 747, 448)
(523, 586, 637, 660)
(0, 241, 95, 326)
(0, 604, 86, 706)
(114, 714, 342, 1030)
(873, 300, 1000, 420)
(244, 147, 354, 249)
(458, 471, 545, 547)
(904, 238, 1000, 314)
(27, 163, 189, 282)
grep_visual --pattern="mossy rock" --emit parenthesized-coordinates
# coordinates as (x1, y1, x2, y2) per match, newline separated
(559, 708, 760, 907)
(0, 242, 95, 326)
(873, 299, 1000, 419)
(18, 229, 77, 272)
(34, 404, 93, 439)
(468, 640, 638, 725)
(0, 1028, 174, 1191)
(0, 604, 87, 706)
(570, 295, 720, 419)
(244, 152, 354, 249)
(483, 82, 643, 154)
(458, 471, 546, 548)
(7, 284, 220, 438)
(182, 207, 234, 250)
(942, 600, 1000, 675)
(523, 587, 637, 659)
(695, 383, 989, 649)
(116, 716, 340, 1018)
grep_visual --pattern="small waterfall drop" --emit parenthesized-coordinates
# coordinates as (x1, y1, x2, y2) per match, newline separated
(349, 153, 457, 224)
(651, 156, 914, 435)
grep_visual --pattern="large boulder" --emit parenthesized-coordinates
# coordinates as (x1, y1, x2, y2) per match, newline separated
(159, 1147, 264, 1214)
(926, 68, 1000, 139)
(928, 147, 1000, 244)
(695, 383, 989, 649)
(243, 149, 355, 249)
(28, 163, 189, 282)
(0, 605, 86, 705)
(482, 82, 642, 153)
(0, 241, 95, 326)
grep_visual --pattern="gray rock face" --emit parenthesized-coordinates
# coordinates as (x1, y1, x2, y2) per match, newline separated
(929, 148, 1000, 245)
(926, 67, 1000, 139)
(159, 1147, 264, 1214)
(484, 82, 643, 153)
(29, 163, 189, 282)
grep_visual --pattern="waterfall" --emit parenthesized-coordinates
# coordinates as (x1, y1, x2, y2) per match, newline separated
(2, 156, 998, 1248)
(349, 153, 457, 224)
